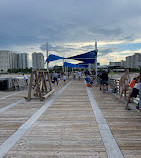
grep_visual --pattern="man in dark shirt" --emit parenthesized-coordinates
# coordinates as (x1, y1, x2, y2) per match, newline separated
(101, 70, 108, 93)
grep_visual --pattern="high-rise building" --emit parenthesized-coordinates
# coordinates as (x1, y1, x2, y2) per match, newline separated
(125, 53, 141, 68)
(134, 53, 141, 68)
(109, 62, 121, 67)
(125, 56, 132, 68)
(18, 53, 29, 69)
(32, 52, 44, 70)
(120, 60, 126, 68)
(0, 50, 16, 73)
(131, 55, 135, 68)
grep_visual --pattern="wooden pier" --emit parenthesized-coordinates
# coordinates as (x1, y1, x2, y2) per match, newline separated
(0, 79, 141, 157)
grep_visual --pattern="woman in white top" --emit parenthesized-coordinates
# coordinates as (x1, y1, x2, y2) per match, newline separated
(126, 75, 141, 110)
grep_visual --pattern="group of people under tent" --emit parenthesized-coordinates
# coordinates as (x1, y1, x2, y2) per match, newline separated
(50, 71, 83, 85)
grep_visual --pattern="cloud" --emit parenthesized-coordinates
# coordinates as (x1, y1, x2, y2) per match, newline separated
(81, 45, 94, 50)
(0, 0, 141, 48)
(0, 0, 141, 67)
(98, 48, 117, 56)
(40, 43, 80, 56)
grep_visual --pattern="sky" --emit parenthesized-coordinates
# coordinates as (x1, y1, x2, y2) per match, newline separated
(0, 0, 141, 66)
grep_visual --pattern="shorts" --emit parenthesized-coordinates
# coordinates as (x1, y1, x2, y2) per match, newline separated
(120, 83, 128, 91)
(139, 88, 141, 107)
(128, 87, 133, 94)
(54, 77, 57, 82)
(130, 88, 139, 98)
(98, 77, 102, 84)
(101, 80, 108, 86)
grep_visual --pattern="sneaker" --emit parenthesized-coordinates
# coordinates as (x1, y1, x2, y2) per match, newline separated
(125, 107, 131, 110)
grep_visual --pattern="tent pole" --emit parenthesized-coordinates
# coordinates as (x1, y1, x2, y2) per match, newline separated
(62, 58, 64, 72)
(95, 42, 98, 81)
(46, 42, 49, 71)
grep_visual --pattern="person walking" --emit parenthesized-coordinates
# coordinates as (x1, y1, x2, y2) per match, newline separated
(23, 74, 28, 86)
(78, 71, 82, 81)
(73, 72, 76, 80)
(53, 71, 58, 85)
(63, 74, 66, 84)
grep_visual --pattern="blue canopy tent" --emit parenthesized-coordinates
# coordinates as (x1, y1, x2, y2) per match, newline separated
(77, 62, 93, 68)
(67, 50, 97, 63)
(46, 54, 65, 63)
(67, 50, 97, 74)
(63, 62, 85, 68)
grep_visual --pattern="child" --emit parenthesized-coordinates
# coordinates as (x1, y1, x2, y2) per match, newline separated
(85, 75, 91, 87)
(63, 74, 66, 84)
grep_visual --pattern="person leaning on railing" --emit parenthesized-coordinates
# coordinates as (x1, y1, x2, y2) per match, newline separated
(139, 87, 141, 110)
(101, 70, 108, 93)
(119, 69, 130, 100)
(126, 74, 141, 110)
(127, 77, 136, 102)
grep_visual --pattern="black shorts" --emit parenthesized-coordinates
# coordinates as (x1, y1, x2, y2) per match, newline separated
(130, 88, 139, 98)
(101, 80, 108, 86)
(54, 77, 57, 82)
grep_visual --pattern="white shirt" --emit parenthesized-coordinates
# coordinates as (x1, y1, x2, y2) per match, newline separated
(134, 82, 141, 90)
(78, 72, 81, 77)
(54, 73, 58, 78)
(23, 75, 28, 80)
(63, 76, 66, 80)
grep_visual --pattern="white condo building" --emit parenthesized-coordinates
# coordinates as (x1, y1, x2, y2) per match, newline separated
(18, 53, 29, 69)
(0, 50, 16, 73)
(111, 53, 141, 69)
(32, 52, 44, 70)
(125, 53, 141, 68)
(109, 62, 121, 67)
(0, 50, 29, 73)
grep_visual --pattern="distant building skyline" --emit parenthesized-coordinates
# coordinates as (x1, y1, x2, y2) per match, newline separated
(0, 50, 29, 73)
(109, 53, 141, 69)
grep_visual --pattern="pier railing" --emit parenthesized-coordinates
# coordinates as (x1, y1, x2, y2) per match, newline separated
(109, 78, 139, 105)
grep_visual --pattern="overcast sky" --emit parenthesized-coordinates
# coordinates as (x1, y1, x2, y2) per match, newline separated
(0, 0, 141, 66)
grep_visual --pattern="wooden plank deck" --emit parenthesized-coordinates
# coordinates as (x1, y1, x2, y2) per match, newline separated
(91, 86, 141, 158)
(0, 79, 141, 157)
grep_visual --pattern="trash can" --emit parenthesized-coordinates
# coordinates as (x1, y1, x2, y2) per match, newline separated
(0, 80, 8, 91)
